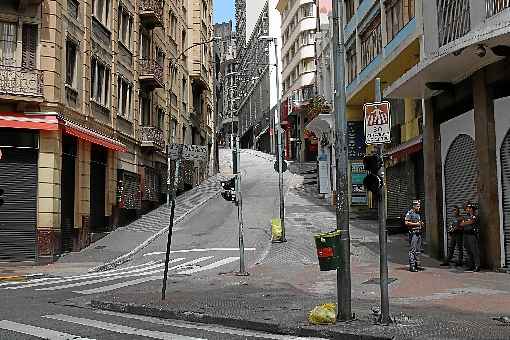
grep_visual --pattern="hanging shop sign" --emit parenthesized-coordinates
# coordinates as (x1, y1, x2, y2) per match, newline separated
(364, 101, 391, 145)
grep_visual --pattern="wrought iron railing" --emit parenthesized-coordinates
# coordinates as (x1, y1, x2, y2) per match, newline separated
(139, 58, 163, 86)
(140, 126, 165, 149)
(437, 0, 471, 47)
(486, 0, 510, 17)
(0, 65, 43, 97)
(139, 0, 164, 19)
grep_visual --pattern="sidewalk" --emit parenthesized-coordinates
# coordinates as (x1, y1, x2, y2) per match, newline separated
(91, 151, 510, 339)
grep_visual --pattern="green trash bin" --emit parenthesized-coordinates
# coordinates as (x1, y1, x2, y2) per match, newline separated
(314, 230, 342, 271)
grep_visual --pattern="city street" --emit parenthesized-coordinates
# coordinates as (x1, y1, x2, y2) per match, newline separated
(0, 149, 323, 340)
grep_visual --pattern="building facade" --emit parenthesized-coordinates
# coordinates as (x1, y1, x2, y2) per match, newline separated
(0, 0, 214, 263)
(213, 21, 237, 147)
(276, 0, 317, 162)
(386, 0, 510, 270)
(234, 0, 281, 153)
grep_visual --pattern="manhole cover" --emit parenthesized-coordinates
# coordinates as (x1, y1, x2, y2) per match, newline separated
(362, 277, 398, 285)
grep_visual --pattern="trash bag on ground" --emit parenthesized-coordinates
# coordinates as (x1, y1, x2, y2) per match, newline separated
(308, 303, 337, 325)
(271, 218, 283, 242)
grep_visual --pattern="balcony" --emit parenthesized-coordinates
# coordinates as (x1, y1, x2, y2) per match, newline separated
(140, 126, 165, 150)
(0, 66, 43, 101)
(486, 0, 510, 17)
(139, 0, 164, 29)
(437, 0, 471, 47)
(139, 59, 163, 89)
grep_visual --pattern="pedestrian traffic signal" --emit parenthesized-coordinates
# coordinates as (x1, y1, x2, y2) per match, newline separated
(220, 178, 237, 203)
(0, 188, 4, 207)
(363, 154, 383, 194)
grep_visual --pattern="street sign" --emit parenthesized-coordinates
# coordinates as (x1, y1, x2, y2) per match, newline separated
(364, 101, 391, 145)
(274, 160, 288, 173)
(168, 144, 208, 161)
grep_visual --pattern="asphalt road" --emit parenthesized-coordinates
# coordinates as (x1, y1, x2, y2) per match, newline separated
(0, 150, 319, 340)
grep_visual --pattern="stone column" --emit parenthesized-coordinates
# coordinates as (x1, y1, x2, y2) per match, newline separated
(423, 99, 443, 258)
(472, 69, 501, 270)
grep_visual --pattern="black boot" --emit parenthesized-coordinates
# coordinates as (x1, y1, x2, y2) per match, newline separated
(409, 265, 418, 272)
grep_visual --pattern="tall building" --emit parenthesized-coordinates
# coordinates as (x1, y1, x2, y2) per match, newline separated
(276, 0, 317, 162)
(0, 0, 214, 263)
(214, 21, 237, 146)
(235, 0, 282, 152)
(386, 0, 510, 270)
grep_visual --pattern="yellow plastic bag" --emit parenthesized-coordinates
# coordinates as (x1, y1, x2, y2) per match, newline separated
(308, 303, 337, 325)
(271, 218, 283, 242)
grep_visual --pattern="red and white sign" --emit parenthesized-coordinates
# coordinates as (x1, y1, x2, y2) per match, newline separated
(364, 101, 391, 145)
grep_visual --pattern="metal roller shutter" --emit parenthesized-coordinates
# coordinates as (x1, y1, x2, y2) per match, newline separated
(386, 162, 414, 220)
(0, 148, 38, 261)
(500, 131, 510, 267)
(444, 134, 478, 262)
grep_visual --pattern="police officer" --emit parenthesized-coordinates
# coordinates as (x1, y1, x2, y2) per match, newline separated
(405, 200, 424, 272)
(460, 203, 480, 272)
(441, 206, 464, 267)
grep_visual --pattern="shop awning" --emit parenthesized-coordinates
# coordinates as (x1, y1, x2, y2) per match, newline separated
(385, 135, 423, 161)
(0, 113, 59, 131)
(305, 114, 333, 137)
(62, 119, 128, 152)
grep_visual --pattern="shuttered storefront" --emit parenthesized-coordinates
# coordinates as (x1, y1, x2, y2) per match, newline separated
(118, 170, 141, 210)
(90, 145, 107, 232)
(0, 147, 38, 261)
(444, 134, 479, 261)
(500, 131, 510, 267)
(386, 162, 414, 220)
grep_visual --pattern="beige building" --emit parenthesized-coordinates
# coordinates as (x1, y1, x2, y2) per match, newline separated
(0, 0, 214, 263)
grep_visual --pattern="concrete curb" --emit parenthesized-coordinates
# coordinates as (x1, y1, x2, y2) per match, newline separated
(91, 300, 390, 340)
(89, 189, 221, 273)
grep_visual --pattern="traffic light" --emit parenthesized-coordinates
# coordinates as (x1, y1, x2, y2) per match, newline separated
(0, 188, 4, 207)
(220, 177, 237, 203)
(363, 154, 383, 194)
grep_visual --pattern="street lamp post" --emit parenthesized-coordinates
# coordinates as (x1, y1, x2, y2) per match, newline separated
(259, 35, 286, 242)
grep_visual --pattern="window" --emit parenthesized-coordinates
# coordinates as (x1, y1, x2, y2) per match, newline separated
(346, 45, 357, 84)
(118, 6, 133, 50)
(0, 22, 17, 66)
(360, 16, 382, 69)
(169, 11, 177, 40)
(117, 76, 132, 118)
(93, 0, 110, 27)
(68, 0, 79, 19)
(91, 56, 111, 107)
(301, 3, 314, 18)
(140, 95, 151, 126)
(385, 0, 415, 42)
(346, 0, 355, 22)
(156, 47, 164, 66)
(139, 32, 150, 59)
(157, 107, 165, 129)
(21, 24, 38, 70)
(170, 119, 177, 143)
(66, 39, 78, 88)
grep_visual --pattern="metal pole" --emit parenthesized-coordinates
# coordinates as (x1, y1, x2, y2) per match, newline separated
(273, 39, 286, 241)
(235, 135, 248, 275)
(332, 0, 352, 321)
(375, 78, 392, 324)
(162, 154, 181, 300)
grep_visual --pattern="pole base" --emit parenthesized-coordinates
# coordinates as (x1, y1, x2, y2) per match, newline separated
(271, 238, 287, 244)
(235, 272, 250, 277)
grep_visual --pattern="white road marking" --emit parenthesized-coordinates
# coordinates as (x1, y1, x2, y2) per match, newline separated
(0, 261, 159, 288)
(42, 314, 204, 340)
(96, 310, 330, 340)
(176, 257, 239, 275)
(0, 320, 95, 339)
(7, 260, 180, 290)
(75, 256, 214, 295)
(36, 259, 186, 291)
(144, 248, 256, 256)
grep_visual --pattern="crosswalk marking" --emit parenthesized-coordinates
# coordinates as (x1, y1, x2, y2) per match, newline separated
(0, 320, 95, 339)
(42, 314, 205, 340)
(7, 259, 183, 290)
(36, 258, 186, 291)
(74, 256, 214, 295)
(0, 260, 159, 288)
(176, 257, 239, 275)
(144, 248, 256, 256)
(95, 310, 330, 340)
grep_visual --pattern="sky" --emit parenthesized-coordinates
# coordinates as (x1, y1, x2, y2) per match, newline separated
(213, 0, 236, 25)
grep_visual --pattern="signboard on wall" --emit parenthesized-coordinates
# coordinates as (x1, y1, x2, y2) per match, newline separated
(318, 0, 332, 28)
(347, 121, 366, 160)
(351, 161, 368, 205)
(168, 144, 208, 161)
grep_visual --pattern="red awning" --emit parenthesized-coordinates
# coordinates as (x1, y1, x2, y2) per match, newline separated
(385, 135, 423, 161)
(62, 120, 128, 152)
(0, 113, 59, 131)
